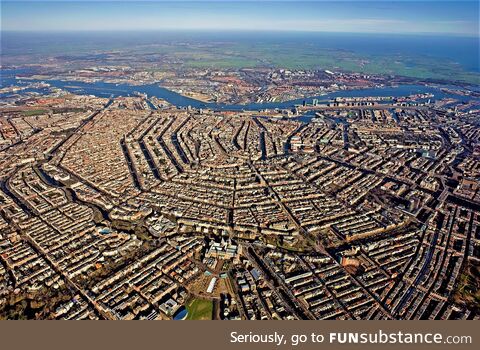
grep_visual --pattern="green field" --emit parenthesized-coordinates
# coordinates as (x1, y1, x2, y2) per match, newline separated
(22, 109, 48, 116)
(185, 298, 213, 320)
(453, 261, 480, 312)
(175, 42, 479, 84)
(5, 32, 479, 85)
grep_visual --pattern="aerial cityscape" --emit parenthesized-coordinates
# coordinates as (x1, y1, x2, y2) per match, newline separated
(0, 1, 479, 321)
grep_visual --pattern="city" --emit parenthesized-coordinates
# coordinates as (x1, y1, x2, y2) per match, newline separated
(0, 84, 479, 319)
(0, 0, 479, 323)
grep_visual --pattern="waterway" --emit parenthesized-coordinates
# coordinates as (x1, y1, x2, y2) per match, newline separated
(1, 69, 479, 111)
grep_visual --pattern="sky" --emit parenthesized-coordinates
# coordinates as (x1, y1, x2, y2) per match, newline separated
(1, 1, 479, 36)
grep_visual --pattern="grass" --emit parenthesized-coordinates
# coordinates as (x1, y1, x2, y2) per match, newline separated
(22, 109, 48, 116)
(187, 58, 259, 69)
(177, 42, 480, 85)
(185, 298, 213, 320)
(453, 261, 480, 312)
(8, 37, 478, 84)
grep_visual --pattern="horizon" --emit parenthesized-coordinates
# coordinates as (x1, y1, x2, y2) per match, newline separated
(2, 1, 479, 36)
(1, 29, 478, 38)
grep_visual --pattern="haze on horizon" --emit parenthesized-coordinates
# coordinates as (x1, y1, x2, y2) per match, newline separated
(1, 1, 479, 37)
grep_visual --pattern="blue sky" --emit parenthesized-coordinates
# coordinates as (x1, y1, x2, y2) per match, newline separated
(1, 1, 479, 36)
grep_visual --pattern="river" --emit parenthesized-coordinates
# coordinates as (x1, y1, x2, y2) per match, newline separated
(1, 70, 479, 111)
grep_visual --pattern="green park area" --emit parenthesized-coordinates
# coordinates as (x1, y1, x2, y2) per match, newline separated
(453, 261, 480, 313)
(185, 298, 213, 320)
(21, 109, 48, 116)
